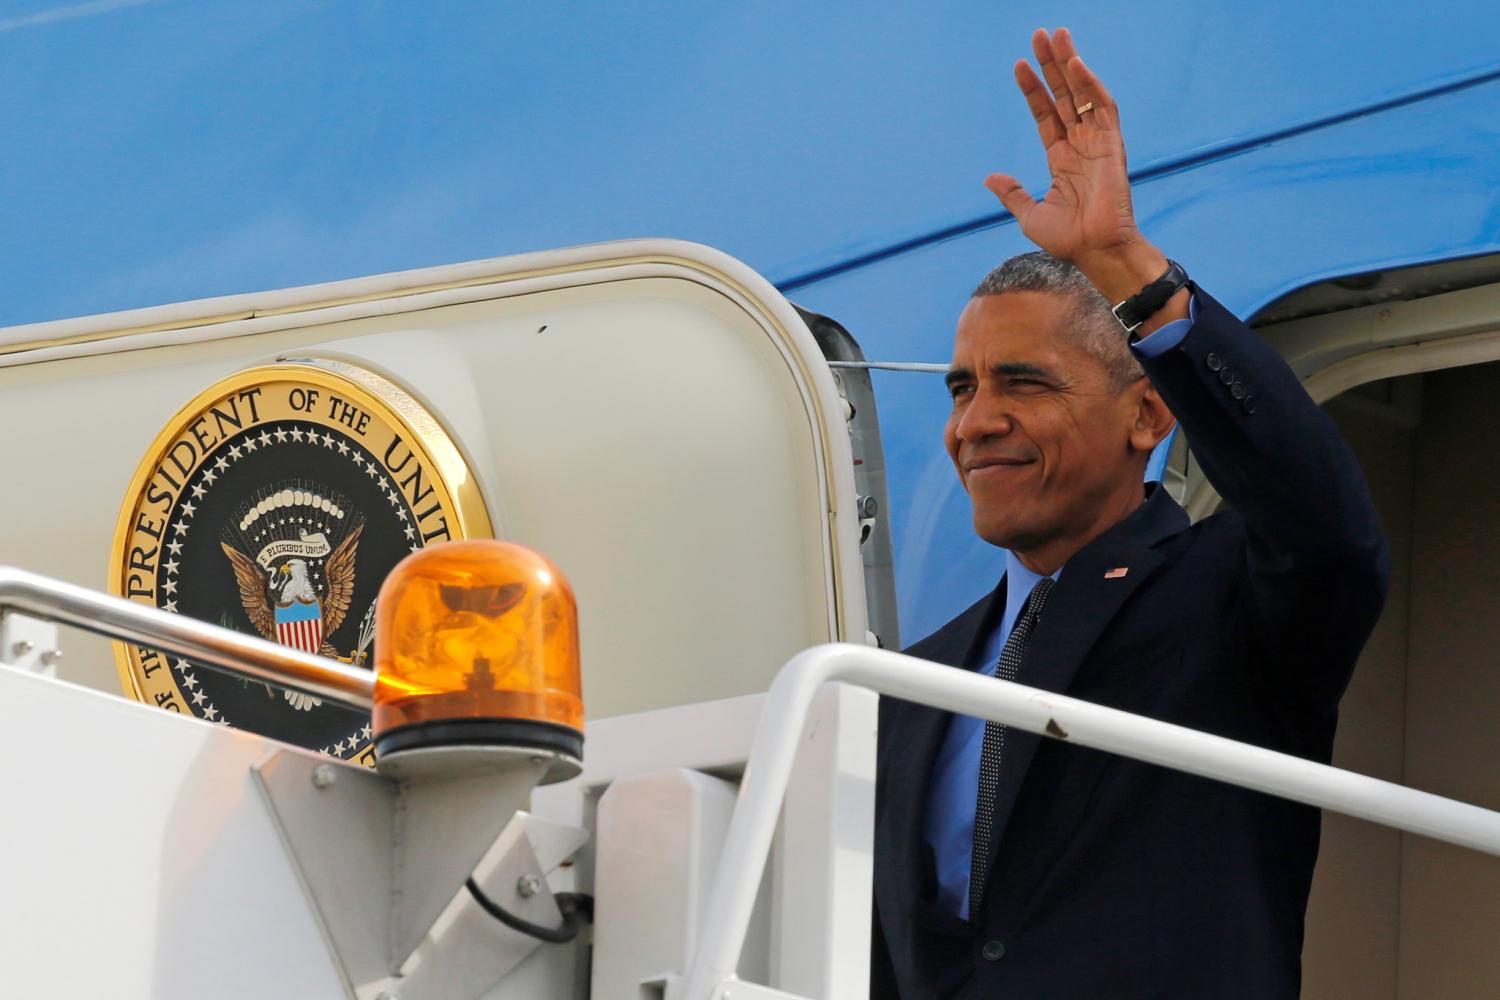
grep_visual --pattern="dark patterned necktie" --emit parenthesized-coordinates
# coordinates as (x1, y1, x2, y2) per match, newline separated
(969, 576, 1056, 917)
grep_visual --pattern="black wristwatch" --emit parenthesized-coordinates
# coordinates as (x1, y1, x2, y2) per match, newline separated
(1111, 259, 1189, 335)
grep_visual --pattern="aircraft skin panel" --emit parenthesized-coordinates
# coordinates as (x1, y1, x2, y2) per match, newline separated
(5, 1, 1499, 330)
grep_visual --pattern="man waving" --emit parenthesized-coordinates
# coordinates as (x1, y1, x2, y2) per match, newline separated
(872, 27, 1389, 999)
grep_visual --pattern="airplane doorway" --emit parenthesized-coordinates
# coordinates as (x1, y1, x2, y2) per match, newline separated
(1302, 363, 1500, 998)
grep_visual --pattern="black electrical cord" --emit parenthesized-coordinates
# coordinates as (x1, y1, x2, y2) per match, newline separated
(465, 877, 593, 944)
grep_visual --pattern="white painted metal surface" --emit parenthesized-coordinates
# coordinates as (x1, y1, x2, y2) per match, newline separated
(395, 811, 589, 999)
(703, 983, 809, 1000)
(0, 653, 593, 1000)
(532, 681, 876, 999)
(681, 643, 1500, 999)
(0, 563, 875, 999)
(0, 609, 60, 676)
(771, 683, 875, 999)
(0, 667, 347, 998)
(0, 570, 591, 999)
(253, 747, 573, 999)
(592, 769, 749, 997)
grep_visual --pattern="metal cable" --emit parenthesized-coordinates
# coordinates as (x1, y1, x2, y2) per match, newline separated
(826, 360, 948, 373)
(465, 878, 591, 944)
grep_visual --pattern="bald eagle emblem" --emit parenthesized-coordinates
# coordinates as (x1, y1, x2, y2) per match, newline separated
(219, 485, 365, 710)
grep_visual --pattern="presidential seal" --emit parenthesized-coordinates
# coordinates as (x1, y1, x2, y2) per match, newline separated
(110, 360, 491, 764)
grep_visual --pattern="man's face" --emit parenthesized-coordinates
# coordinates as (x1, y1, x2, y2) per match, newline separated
(944, 290, 1144, 554)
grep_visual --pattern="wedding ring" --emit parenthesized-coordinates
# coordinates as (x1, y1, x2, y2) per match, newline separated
(1075, 101, 1095, 116)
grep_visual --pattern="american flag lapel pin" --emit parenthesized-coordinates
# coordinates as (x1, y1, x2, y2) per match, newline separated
(1104, 567, 1129, 579)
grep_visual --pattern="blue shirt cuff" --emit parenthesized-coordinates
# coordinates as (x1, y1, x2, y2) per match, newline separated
(1130, 294, 1198, 359)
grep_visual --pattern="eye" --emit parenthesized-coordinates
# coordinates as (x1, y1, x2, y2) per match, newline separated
(947, 382, 974, 401)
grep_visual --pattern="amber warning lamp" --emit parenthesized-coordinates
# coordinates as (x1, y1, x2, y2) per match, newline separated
(373, 539, 583, 781)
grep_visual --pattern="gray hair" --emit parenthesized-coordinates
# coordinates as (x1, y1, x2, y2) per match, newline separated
(972, 252, 1144, 386)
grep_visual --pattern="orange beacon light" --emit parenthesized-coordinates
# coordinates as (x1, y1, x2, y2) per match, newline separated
(372, 540, 583, 776)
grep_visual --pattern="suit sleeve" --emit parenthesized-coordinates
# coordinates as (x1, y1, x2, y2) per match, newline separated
(1136, 284, 1391, 710)
(870, 902, 902, 999)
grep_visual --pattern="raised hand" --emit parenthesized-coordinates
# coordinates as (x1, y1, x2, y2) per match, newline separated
(985, 28, 1174, 309)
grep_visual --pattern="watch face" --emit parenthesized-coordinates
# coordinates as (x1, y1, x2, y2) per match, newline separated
(110, 360, 491, 763)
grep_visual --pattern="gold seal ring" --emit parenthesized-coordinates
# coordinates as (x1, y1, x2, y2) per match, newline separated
(1075, 101, 1095, 116)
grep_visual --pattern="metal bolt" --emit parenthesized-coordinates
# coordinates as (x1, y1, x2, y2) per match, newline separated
(39, 649, 62, 667)
(311, 764, 337, 789)
(11, 640, 34, 657)
(516, 874, 543, 898)
(857, 494, 878, 519)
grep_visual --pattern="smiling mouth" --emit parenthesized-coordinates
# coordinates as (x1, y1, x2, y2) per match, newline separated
(965, 459, 1034, 482)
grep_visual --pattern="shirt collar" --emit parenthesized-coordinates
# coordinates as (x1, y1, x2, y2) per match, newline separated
(1003, 549, 1061, 628)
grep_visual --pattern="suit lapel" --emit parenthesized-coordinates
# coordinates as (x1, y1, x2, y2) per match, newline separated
(981, 487, 1186, 883)
(881, 581, 1004, 920)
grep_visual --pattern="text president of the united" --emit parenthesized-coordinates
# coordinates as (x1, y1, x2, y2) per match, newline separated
(871, 27, 1390, 999)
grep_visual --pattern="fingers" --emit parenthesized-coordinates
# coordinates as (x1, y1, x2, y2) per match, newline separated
(1031, 28, 1077, 128)
(983, 173, 1037, 221)
(1014, 59, 1066, 148)
(1065, 55, 1119, 131)
(1065, 51, 1117, 111)
(1052, 28, 1118, 126)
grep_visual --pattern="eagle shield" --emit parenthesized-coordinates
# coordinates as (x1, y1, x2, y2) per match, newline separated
(275, 597, 324, 654)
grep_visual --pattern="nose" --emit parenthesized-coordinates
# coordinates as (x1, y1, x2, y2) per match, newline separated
(953, 388, 1015, 445)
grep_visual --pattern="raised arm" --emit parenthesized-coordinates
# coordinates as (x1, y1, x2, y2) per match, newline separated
(989, 28, 1389, 708)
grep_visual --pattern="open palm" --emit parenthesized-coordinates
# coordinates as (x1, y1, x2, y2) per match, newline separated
(985, 29, 1139, 265)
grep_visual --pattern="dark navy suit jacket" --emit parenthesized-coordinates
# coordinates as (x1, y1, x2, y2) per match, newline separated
(872, 287, 1390, 999)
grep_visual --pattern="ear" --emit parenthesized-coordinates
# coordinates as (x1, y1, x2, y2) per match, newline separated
(1126, 380, 1176, 456)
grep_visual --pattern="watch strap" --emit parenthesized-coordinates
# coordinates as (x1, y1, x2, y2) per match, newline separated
(1112, 259, 1189, 334)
